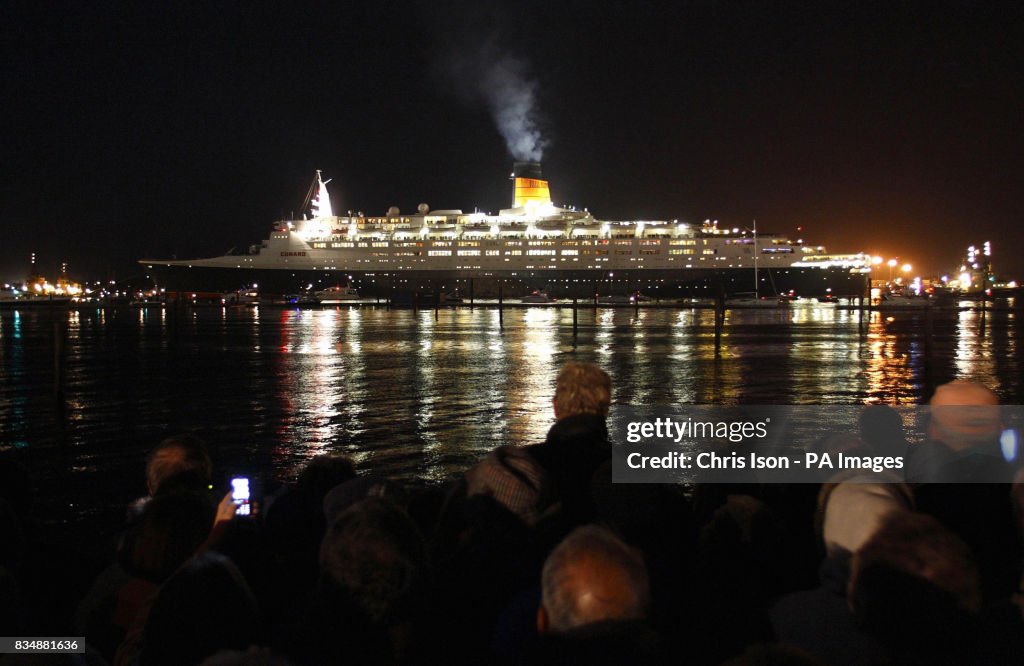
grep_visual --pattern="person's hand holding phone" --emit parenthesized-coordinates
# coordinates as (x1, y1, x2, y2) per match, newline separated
(215, 490, 238, 526)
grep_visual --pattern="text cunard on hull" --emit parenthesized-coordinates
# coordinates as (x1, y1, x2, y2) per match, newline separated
(140, 164, 873, 297)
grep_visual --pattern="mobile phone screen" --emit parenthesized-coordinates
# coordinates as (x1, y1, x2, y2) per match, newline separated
(231, 477, 251, 516)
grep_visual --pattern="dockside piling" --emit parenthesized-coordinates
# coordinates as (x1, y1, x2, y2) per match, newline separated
(572, 297, 578, 347)
(714, 289, 725, 354)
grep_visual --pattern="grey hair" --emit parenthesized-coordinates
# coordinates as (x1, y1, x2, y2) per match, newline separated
(541, 525, 650, 633)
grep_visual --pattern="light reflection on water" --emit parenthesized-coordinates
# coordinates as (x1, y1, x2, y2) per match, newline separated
(0, 303, 1021, 520)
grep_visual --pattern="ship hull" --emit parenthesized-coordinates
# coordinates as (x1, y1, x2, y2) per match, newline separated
(144, 264, 868, 300)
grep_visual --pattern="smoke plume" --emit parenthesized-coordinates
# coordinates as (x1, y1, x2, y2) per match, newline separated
(439, 38, 549, 162)
(479, 55, 547, 162)
(421, 0, 549, 161)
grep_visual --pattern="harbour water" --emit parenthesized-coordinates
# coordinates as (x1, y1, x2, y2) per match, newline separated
(0, 301, 1020, 527)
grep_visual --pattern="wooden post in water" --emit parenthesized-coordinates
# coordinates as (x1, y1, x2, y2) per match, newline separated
(714, 290, 725, 354)
(572, 297, 579, 347)
(979, 293, 987, 337)
(434, 290, 439, 320)
(859, 274, 870, 334)
(498, 283, 504, 330)
(469, 278, 474, 309)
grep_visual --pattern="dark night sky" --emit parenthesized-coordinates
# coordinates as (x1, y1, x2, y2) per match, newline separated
(3, 1, 1022, 281)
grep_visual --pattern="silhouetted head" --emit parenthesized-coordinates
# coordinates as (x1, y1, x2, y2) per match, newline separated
(319, 497, 425, 625)
(296, 453, 357, 506)
(849, 511, 981, 662)
(121, 491, 215, 583)
(698, 494, 787, 599)
(141, 552, 258, 666)
(817, 475, 913, 556)
(858, 405, 908, 457)
(553, 362, 611, 420)
(927, 381, 1001, 451)
(322, 476, 405, 526)
(464, 445, 553, 526)
(539, 525, 650, 634)
(146, 434, 212, 496)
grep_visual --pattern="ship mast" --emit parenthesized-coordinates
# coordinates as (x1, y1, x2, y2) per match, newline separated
(310, 170, 333, 218)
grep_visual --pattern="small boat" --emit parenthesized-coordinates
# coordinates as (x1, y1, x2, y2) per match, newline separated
(262, 292, 320, 306)
(877, 292, 930, 309)
(315, 285, 360, 302)
(521, 290, 556, 303)
(597, 292, 650, 305)
(728, 292, 790, 308)
(442, 292, 464, 304)
(221, 289, 259, 306)
(0, 289, 24, 303)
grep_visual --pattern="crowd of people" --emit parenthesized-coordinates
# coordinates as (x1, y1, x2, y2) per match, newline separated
(2, 363, 1024, 664)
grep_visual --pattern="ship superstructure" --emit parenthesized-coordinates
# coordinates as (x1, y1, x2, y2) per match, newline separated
(141, 164, 872, 297)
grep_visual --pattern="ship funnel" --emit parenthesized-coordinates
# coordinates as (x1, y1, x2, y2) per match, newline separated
(511, 161, 552, 208)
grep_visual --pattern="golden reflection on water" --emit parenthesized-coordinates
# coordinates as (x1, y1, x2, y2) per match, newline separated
(479, 309, 509, 446)
(413, 310, 442, 473)
(861, 311, 918, 402)
(512, 307, 561, 444)
(2, 302, 1020, 490)
(250, 303, 1017, 480)
(270, 309, 350, 478)
(667, 310, 701, 404)
(787, 306, 863, 403)
(952, 304, 1017, 391)
(594, 308, 616, 360)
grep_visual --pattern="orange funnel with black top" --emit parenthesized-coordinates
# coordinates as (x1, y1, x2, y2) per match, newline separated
(511, 161, 552, 208)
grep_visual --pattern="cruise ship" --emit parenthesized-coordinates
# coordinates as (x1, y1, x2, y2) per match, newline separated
(141, 163, 872, 298)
